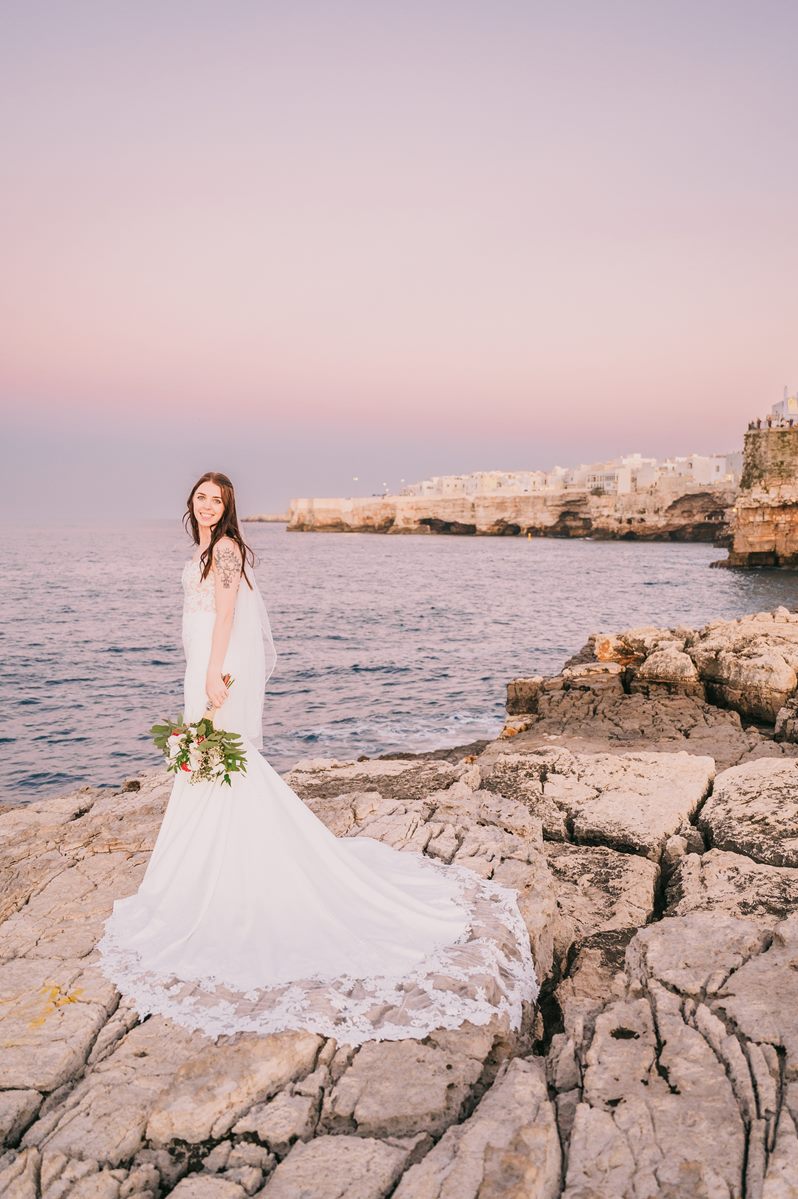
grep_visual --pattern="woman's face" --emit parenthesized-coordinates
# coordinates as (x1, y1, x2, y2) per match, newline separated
(192, 481, 225, 531)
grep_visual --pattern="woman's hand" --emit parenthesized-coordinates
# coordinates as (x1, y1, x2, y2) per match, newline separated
(205, 669, 230, 710)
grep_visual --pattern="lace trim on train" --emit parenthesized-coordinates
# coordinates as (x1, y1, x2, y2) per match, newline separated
(94, 857, 538, 1045)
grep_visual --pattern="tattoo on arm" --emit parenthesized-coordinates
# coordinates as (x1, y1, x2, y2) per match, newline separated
(215, 544, 241, 589)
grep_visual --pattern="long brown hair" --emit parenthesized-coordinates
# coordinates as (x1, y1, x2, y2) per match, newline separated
(183, 471, 255, 590)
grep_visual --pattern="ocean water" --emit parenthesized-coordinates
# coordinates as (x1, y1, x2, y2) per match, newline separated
(4, 522, 798, 805)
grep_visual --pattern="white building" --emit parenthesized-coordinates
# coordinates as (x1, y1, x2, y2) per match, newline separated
(402, 469, 550, 497)
(584, 465, 633, 494)
(771, 388, 798, 420)
(472, 470, 549, 494)
(659, 453, 739, 485)
(400, 449, 740, 499)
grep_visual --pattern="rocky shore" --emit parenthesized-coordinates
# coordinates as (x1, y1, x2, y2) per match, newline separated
(3, 606, 798, 1197)
(282, 483, 736, 541)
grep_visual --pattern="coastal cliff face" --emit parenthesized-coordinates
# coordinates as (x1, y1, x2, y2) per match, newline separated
(720, 426, 798, 568)
(3, 610, 798, 1194)
(283, 483, 736, 542)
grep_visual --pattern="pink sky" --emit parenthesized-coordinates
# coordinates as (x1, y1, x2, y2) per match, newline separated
(3, 1, 797, 519)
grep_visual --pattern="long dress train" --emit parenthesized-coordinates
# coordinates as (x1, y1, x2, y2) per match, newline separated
(95, 554, 537, 1044)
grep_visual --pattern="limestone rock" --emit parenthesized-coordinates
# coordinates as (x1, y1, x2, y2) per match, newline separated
(558, 914, 795, 1197)
(775, 693, 798, 742)
(146, 1031, 322, 1145)
(259, 1135, 410, 1199)
(543, 842, 658, 963)
(393, 1056, 561, 1199)
(220, 1165, 262, 1195)
(0, 1089, 40, 1148)
(626, 910, 768, 997)
(591, 626, 687, 665)
(713, 912, 798, 1072)
(20, 1016, 198, 1165)
(171, 1178, 246, 1198)
(559, 662, 626, 695)
(0, 850, 147, 963)
(323, 1027, 502, 1139)
(0, 1146, 41, 1199)
(202, 1143, 232, 1172)
(668, 848, 798, 925)
(284, 759, 459, 806)
(699, 758, 798, 866)
(704, 647, 797, 722)
(564, 987, 746, 1197)
(505, 606, 798, 767)
(0, 956, 118, 1092)
(498, 684, 785, 771)
(227, 1144, 273, 1172)
(119, 1161, 160, 1195)
(0, 775, 169, 967)
(686, 611, 798, 721)
(480, 748, 714, 859)
(232, 1091, 317, 1156)
(630, 646, 704, 696)
(555, 932, 631, 1051)
(506, 675, 545, 716)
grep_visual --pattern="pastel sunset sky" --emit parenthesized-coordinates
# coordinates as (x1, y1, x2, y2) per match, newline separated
(3, 0, 797, 521)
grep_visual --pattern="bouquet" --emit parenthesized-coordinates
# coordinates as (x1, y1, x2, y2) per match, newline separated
(151, 673, 248, 787)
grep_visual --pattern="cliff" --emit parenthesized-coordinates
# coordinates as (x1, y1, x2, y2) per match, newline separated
(2, 607, 798, 1195)
(716, 424, 798, 568)
(285, 482, 736, 541)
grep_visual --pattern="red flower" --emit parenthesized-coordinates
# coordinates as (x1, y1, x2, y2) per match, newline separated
(180, 763, 191, 771)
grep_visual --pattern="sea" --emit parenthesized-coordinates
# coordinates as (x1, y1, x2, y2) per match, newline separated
(4, 521, 798, 806)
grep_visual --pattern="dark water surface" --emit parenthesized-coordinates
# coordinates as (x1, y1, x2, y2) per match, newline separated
(4, 522, 797, 804)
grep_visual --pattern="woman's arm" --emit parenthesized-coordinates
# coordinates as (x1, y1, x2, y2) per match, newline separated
(205, 537, 242, 708)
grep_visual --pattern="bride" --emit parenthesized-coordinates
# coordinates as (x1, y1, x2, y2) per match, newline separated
(96, 471, 538, 1044)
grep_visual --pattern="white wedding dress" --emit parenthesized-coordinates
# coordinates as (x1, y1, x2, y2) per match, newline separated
(96, 553, 537, 1044)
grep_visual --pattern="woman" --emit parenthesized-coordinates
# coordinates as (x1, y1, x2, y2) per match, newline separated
(96, 471, 537, 1044)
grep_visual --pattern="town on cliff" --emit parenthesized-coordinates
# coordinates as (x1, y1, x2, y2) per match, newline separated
(247, 390, 798, 566)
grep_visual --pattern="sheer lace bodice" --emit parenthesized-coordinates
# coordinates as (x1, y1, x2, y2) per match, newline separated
(181, 555, 215, 615)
